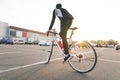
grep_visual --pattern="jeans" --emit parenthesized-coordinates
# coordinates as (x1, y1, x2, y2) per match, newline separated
(59, 19, 73, 55)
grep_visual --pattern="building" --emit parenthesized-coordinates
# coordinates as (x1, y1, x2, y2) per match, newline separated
(0, 21, 9, 39)
(0, 21, 51, 44)
(10, 26, 50, 44)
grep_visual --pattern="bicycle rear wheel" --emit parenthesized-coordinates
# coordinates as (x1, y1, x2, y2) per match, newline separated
(68, 41, 97, 73)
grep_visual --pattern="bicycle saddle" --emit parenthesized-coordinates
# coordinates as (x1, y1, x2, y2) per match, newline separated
(69, 27, 78, 30)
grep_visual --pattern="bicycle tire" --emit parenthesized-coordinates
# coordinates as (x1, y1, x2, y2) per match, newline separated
(68, 41, 97, 73)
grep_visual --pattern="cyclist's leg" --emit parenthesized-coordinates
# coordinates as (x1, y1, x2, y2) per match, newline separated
(60, 28, 71, 62)
(60, 29, 68, 55)
(59, 20, 72, 55)
(59, 19, 73, 62)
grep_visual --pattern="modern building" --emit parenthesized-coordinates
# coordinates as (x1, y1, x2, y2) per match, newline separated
(10, 26, 50, 44)
(0, 21, 51, 44)
(0, 21, 9, 39)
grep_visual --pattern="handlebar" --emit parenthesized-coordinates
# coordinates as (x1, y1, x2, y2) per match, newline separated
(47, 31, 59, 36)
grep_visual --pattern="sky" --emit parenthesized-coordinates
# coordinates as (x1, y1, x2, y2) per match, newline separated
(0, 0, 120, 42)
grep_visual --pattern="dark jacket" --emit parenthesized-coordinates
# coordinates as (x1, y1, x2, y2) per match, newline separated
(49, 8, 74, 30)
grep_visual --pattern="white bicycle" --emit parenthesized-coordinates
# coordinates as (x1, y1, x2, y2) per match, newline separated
(46, 27, 97, 73)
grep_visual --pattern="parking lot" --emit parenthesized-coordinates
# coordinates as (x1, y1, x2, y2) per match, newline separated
(0, 45, 120, 80)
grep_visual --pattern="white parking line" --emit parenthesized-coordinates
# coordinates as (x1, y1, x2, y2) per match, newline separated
(98, 58, 120, 63)
(1, 57, 119, 74)
(0, 58, 62, 74)
(0, 51, 21, 54)
(0, 51, 42, 55)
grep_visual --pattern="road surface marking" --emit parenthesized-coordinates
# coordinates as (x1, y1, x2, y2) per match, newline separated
(98, 58, 120, 63)
(0, 51, 41, 55)
(0, 51, 21, 54)
(1, 57, 119, 74)
(0, 58, 62, 74)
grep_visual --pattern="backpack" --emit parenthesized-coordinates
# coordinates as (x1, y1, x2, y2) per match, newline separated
(60, 8, 74, 19)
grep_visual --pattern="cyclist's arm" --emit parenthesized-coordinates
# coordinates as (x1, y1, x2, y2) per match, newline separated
(49, 9, 56, 30)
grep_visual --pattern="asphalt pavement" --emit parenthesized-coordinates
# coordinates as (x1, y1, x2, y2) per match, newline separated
(0, 45, 120, 80)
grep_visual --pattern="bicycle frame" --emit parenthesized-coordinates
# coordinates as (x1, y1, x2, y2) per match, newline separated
(47, 27, 77, 63)
(51, 33, 65, 57)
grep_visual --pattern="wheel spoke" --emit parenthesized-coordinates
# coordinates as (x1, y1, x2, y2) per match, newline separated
(68, 41, 97, 73)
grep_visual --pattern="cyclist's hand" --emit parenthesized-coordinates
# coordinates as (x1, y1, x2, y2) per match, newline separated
(47, 30, 50, 37)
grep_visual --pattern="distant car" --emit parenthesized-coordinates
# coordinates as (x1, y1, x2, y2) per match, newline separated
(39, 41, 51, 46)
(33, 40, 39, 45)
(115, 44, 120, 50)
(0, 38, 7, 44)
(6, 39, 13, 45)
(96, 44, 102, 47)
(0, 38, 13, 44)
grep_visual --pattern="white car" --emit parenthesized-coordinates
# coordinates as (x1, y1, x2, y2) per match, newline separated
(39, 41, 51, 46)
(115, 44, 120, 50)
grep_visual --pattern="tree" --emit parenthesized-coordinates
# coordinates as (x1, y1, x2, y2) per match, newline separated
(90, 39, 119, 47)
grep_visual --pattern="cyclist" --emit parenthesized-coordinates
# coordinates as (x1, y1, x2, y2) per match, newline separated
(47, 3, 74, 62)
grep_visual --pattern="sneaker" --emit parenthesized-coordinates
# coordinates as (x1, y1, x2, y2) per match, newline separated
(63, 54, 72, 63)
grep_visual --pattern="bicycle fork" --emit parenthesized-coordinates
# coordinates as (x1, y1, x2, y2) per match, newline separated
(46, 36, 65, 63)
(46, 41, 54, 64)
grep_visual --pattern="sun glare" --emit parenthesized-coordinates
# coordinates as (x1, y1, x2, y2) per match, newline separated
(67, 29, 84, 41)
(67, 28, 98, 41)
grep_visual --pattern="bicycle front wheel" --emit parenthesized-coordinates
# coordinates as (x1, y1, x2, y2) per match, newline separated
(68, 41, 97, 73)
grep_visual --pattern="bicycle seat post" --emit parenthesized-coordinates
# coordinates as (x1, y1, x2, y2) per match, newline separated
(69, 27, 78, 38)
(70, 30, 74, 39)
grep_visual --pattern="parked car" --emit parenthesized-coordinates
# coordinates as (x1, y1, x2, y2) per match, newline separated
(33, 40, 39, 45)
(115, 44, 120, 50)
(25, 41, 33, 44)
(0, 37, 13, 44)
(0, 38, 7, 44)
(39, 40, 51, 46)
(6, 39, 13, 44)
(96, 44, 102, 47)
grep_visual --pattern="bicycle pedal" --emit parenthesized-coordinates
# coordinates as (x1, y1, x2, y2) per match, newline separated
(48, 51, 51, 52)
